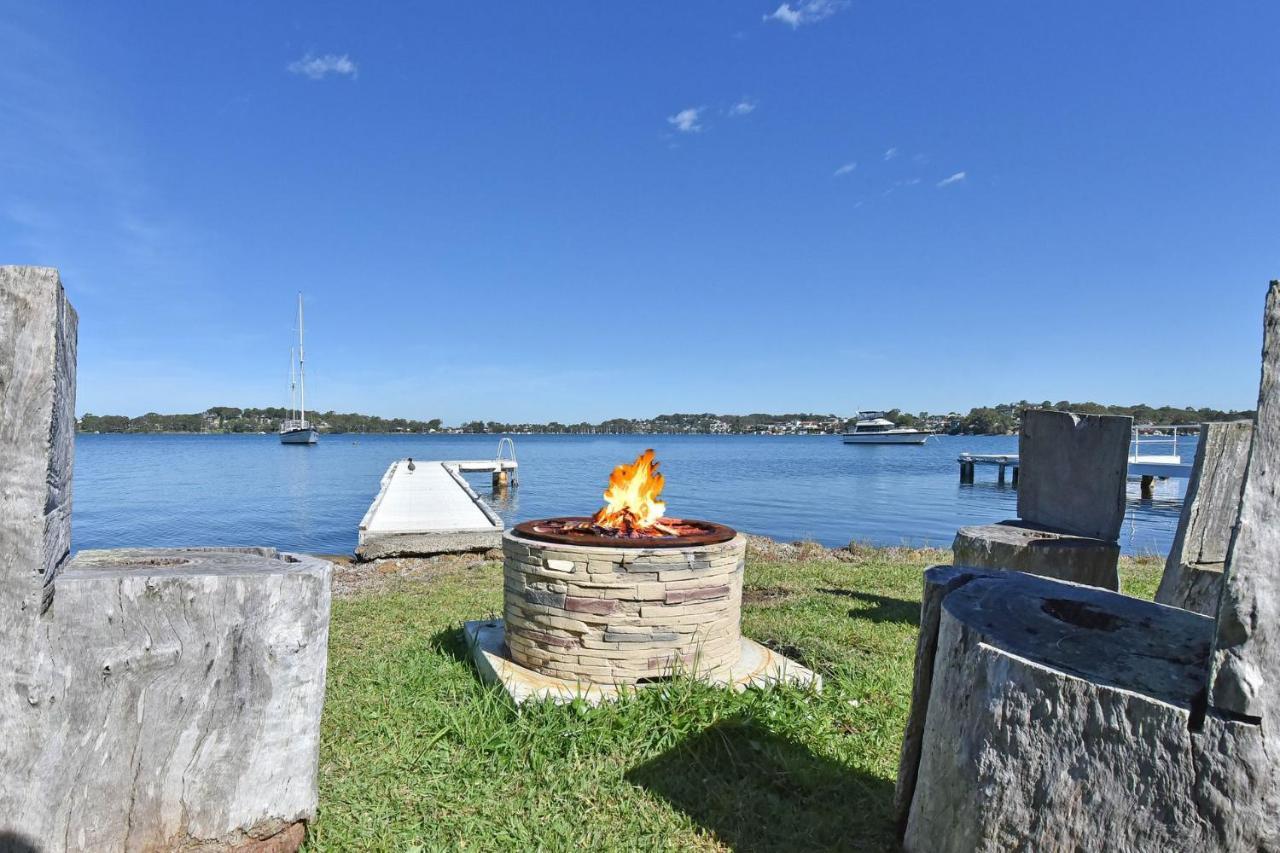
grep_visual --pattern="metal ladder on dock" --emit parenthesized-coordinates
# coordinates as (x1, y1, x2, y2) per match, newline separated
(496, 436, 519, 488)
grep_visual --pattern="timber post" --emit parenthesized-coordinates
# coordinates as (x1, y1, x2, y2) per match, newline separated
(1140, 474, 1156, 499)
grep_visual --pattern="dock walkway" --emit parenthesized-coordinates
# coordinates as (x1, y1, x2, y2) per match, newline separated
(356, 458, 517, 560)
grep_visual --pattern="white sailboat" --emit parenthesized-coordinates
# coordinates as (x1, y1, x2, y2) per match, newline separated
(280, 294, 318, 445)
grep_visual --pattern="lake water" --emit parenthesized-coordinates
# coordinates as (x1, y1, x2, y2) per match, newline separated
(72, 433, 1190, 556)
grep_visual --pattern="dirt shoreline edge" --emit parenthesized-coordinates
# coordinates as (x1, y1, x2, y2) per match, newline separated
(315, 534, 956, 599)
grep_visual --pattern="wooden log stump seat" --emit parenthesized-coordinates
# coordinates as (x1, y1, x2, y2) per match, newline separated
(950, 409, 1130, 589)
(16, 548, 331, 850)
(1016, 409, 1132, 541)
(952, 520, 1120, 591)
(1156, 420, 1252, 616)
(0, 267, 333, 852)
(901, 569, 1218, 851)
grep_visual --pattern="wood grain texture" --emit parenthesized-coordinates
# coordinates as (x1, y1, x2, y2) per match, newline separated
(1, 269, 333, 852)
(952, 520, 1120, 590)
(892, 566, 1002, 834)
(902, 570, 1280, 851)
(1156, 421, 1252, 615)
(0, 267, 77, 852)
(904, 574, 1217, 852)
(1210, 282, 1280, 721)
(0, 266, 76, 606)
(1, 548, 331, 851)
(1016, 409, 1132, 541)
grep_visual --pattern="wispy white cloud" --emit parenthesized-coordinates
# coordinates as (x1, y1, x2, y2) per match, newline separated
(883, 147, 899, 161)
(833, 162, 857, 176)
(287, 53, 358, 81)
(728, 98, 757, 117)
(667, 107, 705, 133)
(937, 171, 967, 187)
(763, 0, 847, 28)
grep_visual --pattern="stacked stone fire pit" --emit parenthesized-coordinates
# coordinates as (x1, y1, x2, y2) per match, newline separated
(503, 518, 745, 684)
(463, 451, 819, 703)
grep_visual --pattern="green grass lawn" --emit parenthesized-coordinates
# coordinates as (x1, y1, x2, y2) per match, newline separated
(309, 548, 1163, 852)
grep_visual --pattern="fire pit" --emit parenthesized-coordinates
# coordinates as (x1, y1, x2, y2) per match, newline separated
(503, 450, 747, 684)
(511, 517, 736, 548)
(463, 449, 818, 702)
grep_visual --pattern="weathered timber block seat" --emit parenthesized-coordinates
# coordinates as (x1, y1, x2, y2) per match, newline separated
(952, 520, 1120, 590)
(1155, 421, 1252, 616)
(11, 548, 333, 850)
(898, 567, 1230, 851)
(1, 268, 333, 852)
(951, 409, 1130, 590)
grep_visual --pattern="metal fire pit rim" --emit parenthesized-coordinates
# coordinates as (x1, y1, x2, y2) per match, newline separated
(511, 517, 737, 548)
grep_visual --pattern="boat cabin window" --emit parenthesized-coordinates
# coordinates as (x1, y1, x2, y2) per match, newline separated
(855, 419, 896, 433)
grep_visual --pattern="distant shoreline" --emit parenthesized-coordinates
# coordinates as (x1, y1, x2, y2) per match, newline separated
(77, 402, 1255, 440)
(74, 430, 894, 437)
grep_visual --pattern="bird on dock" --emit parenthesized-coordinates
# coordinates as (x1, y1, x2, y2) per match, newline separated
(406, 457, 416, 472)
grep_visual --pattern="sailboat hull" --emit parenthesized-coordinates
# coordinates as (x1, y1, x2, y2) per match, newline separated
(280, 427, 318, 445)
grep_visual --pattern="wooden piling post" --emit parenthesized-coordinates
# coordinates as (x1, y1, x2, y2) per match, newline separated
(1140, 474, 1155, 500)
(493, 468, 509, 491)
(998, 463, 1007, 485)
(1011, 466, 1019, 488)
(960, 460, 975, 484)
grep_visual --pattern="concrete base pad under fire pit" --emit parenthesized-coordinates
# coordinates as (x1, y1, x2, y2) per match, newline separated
(463, 619, 822, 705)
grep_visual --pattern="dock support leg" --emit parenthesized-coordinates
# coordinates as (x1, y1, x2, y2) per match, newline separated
(1011, 466, 1019, 488)
(493, 469, 509, 492)
(1140, 474, 1155, 500)
(960, 461, 974, 484)
(998, 464, 1006, 485)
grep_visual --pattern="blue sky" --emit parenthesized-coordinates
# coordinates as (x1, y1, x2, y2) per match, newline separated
(3, 2, 1276, 423)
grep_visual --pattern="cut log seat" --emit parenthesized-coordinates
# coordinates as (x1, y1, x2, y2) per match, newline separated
(952, 520, 1119, 590)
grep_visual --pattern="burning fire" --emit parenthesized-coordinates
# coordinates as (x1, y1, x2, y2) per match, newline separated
(592, 449, 672, 535)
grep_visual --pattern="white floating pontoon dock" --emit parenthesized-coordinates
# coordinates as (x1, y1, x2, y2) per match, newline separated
(356, 447, 518, 560)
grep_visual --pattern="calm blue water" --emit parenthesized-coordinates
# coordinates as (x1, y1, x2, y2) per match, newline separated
(72, 433, 1190, 556)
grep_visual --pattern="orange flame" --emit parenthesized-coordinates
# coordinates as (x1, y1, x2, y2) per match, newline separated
(592, 449, 667, 533)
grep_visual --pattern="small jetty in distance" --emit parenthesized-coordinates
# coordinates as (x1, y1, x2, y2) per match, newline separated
(958, 424, 1199, 496)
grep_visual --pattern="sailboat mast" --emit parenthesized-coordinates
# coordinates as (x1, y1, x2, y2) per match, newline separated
(289, 347, 297, 421)
(297, 293, 306, 425)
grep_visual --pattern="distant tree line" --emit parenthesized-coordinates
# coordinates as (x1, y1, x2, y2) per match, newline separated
(78, 407, 443, 434)
(457, 413, 846, 435)
(885, 401, 1256, 436)
(77, 403, 1255, 436)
